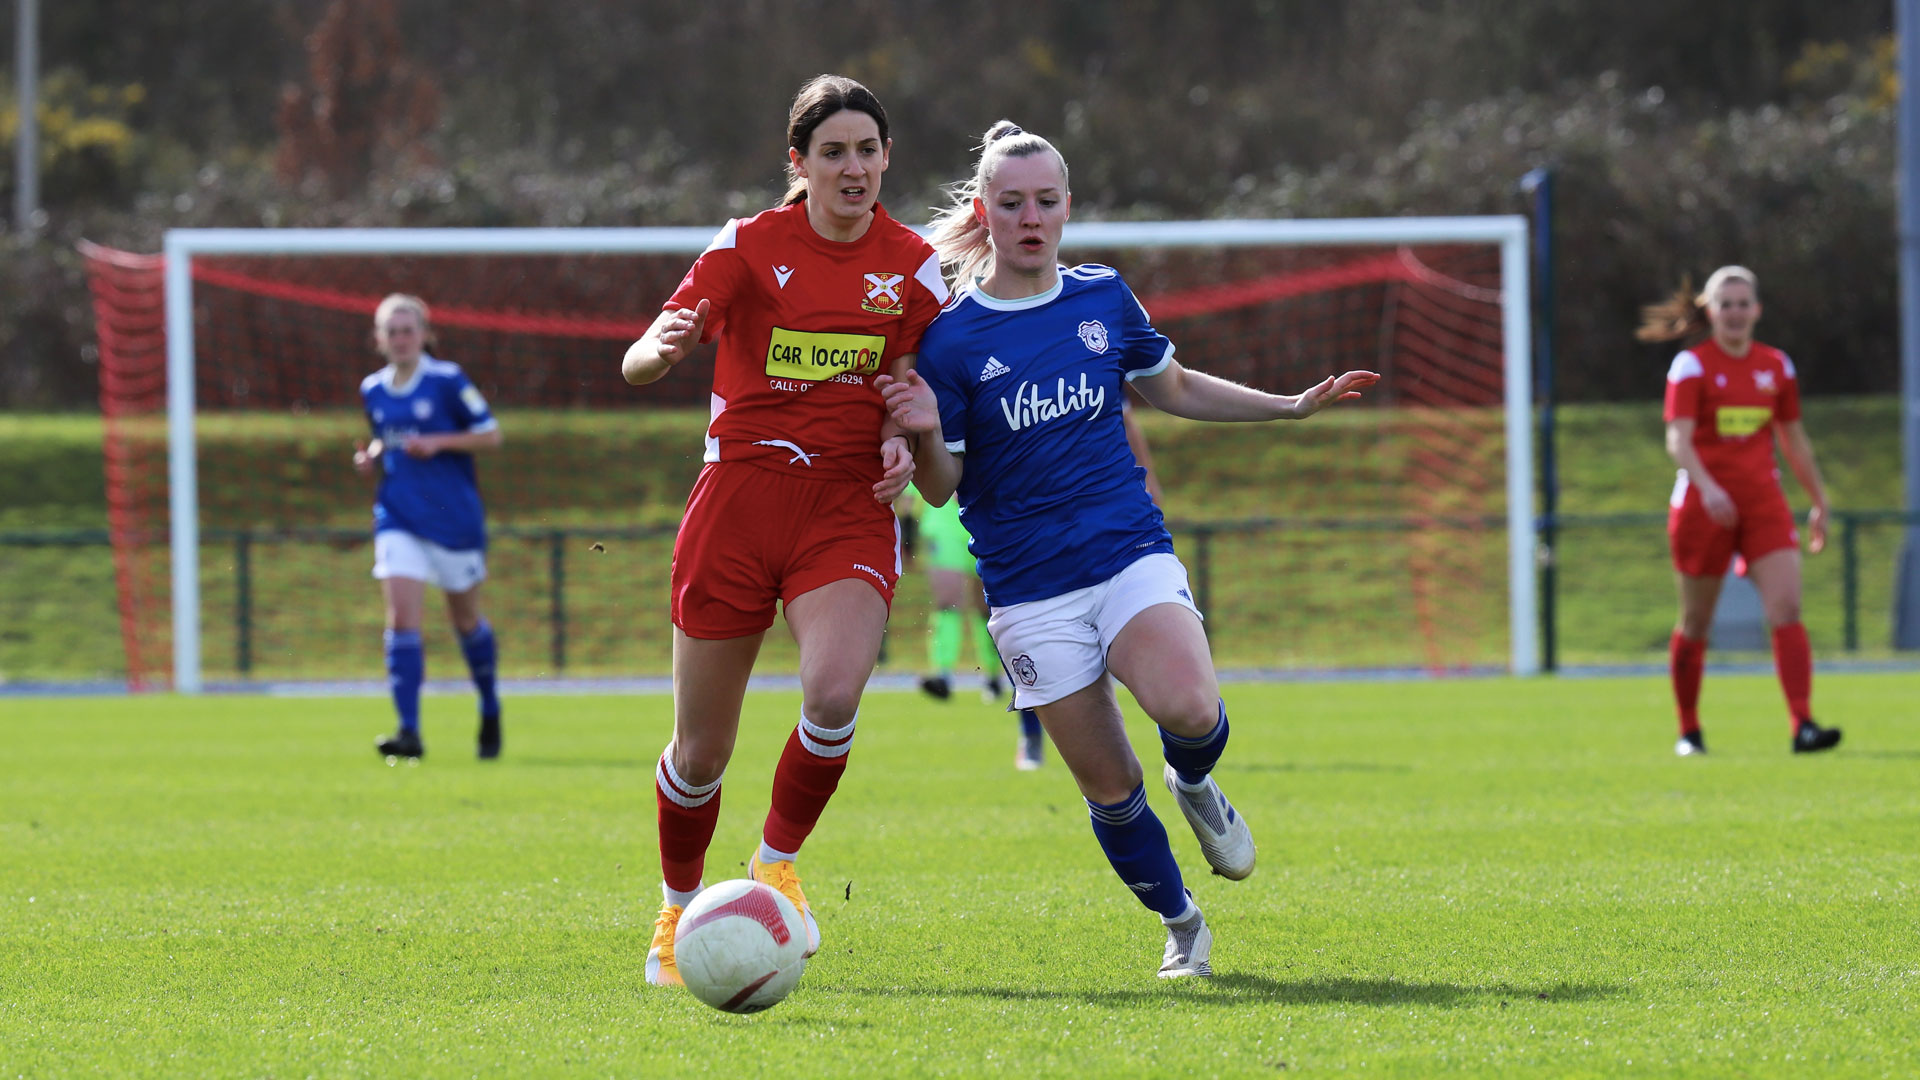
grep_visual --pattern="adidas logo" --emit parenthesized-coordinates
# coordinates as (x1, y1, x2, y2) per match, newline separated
(978, 356, 1011, 382)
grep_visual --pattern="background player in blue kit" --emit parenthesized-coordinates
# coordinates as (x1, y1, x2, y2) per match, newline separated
(881, 122, 1378, 977)
(352, 294, 505, 760)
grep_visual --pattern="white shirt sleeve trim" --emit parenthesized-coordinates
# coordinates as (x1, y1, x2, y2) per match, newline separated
(703, 219, 739, 254)
(944, 439, 966, 454)
(467, 418, 500, 434)
(1780, 353, 1798, 380)
(914, 251, 950, 304)
(1124, 343, 1176, 382)
(1666, 350, 1703, 383)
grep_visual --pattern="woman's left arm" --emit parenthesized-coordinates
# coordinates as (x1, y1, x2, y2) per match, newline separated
(871, 353, 918, 503)
(1131, 360, 1380, 422)
(403, 427, 504, 458)
(1776, 418, 1830, 553)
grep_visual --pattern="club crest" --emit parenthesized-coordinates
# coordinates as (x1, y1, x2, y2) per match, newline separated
(1077, 320, 1109, 353)
(862, 272, 906, 315)
(1753, 369, 1777, 393)
(1010, 654, 1039, 686)
(412, 398, 433, 420)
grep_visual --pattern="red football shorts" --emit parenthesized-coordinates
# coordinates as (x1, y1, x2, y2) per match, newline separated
(1667, 479, 1799, 578)
(671, 462, 901, 639)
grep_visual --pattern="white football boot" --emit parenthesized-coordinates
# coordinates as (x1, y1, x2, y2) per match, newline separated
(1158, 898, 1214, 978)
(1163, 763, 1256, 880)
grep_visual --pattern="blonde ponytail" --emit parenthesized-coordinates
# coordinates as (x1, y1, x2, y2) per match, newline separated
(928, 120, 1069, 286)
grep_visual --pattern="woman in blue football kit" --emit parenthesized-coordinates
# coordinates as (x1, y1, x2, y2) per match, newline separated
(880, 122, 1377, 977)
(352, 294, 505, 760)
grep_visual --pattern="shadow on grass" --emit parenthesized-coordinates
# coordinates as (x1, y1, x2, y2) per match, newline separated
(728, 1009, 878, 1031)
(1206, 974, 1617, 1007)
(825, 975, 1618, 1009)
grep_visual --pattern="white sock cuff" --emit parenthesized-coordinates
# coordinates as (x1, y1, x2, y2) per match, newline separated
(1160, 895, 1202, 927)
(798, 710, 857, 758)
(1172, 772, 1214, 794)
(656, 747, 721, 808)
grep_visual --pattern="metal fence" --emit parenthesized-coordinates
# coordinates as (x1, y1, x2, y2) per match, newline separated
(4, 510, 1916, 684)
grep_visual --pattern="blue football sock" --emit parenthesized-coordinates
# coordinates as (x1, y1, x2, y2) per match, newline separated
(459, 619, 499, 717)
(1086, 783, 1188, 920)
(1161, 701, 1230, 786)
(1019, 709, 1043, 739)
(384, 628, 424, 734)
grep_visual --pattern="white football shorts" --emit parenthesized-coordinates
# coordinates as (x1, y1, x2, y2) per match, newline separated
(988, 551, 1203, 709)
(372, 529, 488, 593)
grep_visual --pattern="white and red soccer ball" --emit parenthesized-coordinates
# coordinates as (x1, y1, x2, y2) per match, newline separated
(673, 879, 809, 1013)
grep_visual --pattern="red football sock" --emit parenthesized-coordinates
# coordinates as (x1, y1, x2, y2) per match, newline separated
(655, 751, 722, 893)
(762, 712, 856, 856)
(1669, 630, 1706, 736)
(1771, 622, 1814, 726)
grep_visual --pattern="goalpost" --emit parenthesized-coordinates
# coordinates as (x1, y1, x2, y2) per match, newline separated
(88, 217, 1533, 692)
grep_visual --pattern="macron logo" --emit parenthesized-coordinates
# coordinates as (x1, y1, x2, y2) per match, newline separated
(979, 357, 1012, 383)
(753, 439, 816, 466)
(773, 265, 794, 288)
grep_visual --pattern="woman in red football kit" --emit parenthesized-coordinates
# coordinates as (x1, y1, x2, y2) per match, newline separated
(621, 75, 949, 986)
(1638, 265, 1840, 756)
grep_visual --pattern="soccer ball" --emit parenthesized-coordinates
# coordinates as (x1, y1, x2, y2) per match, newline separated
(673, 879, 809, 1013)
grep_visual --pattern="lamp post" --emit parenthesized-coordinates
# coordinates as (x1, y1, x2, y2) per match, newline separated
(13, 0, 38, 232)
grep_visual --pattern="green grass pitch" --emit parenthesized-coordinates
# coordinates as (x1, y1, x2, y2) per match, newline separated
(5, 674, 1919, 1077)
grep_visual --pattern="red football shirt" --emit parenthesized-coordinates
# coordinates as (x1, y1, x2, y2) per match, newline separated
(665, 202, 948, 483)
(1662, 338, 1802, 496)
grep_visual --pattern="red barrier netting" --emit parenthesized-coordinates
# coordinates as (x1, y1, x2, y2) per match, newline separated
(79, 238, 1506, 686)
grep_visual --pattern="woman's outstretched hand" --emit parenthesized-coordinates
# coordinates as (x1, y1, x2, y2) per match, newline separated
(1291, 370, 1381, 419)
(876, 371, 942, 436)
(655, 299, 710, 367)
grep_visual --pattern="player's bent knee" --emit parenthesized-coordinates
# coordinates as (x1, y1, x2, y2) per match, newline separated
(800, 689, 862, 731)
(670, 742, 731, 787)
(1075, 762, 1146, 807)
(1146, 690, 1220, 739)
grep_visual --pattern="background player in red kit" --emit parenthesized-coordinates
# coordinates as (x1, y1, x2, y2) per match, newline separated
(1638, 265, 1840, 757)
(621, 75, 949, 986)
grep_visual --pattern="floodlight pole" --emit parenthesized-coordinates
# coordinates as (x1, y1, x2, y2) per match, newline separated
(13, 0, 38, 232)
(1897, 0, 1920, 647)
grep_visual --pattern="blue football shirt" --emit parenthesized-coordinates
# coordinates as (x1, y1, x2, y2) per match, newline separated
(916, 265, 1175, 606)
(359, 355, 497, 551)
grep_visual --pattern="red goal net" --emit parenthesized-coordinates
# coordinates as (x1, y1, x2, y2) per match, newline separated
(81, 234, 1509, 688)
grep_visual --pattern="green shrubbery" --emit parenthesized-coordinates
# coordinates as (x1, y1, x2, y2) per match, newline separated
(5, 4, 1903, 408)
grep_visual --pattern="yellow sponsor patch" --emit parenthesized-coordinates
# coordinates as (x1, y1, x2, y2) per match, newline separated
(1716, 405, 1773, 438)
(765, 327, 887, 381)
